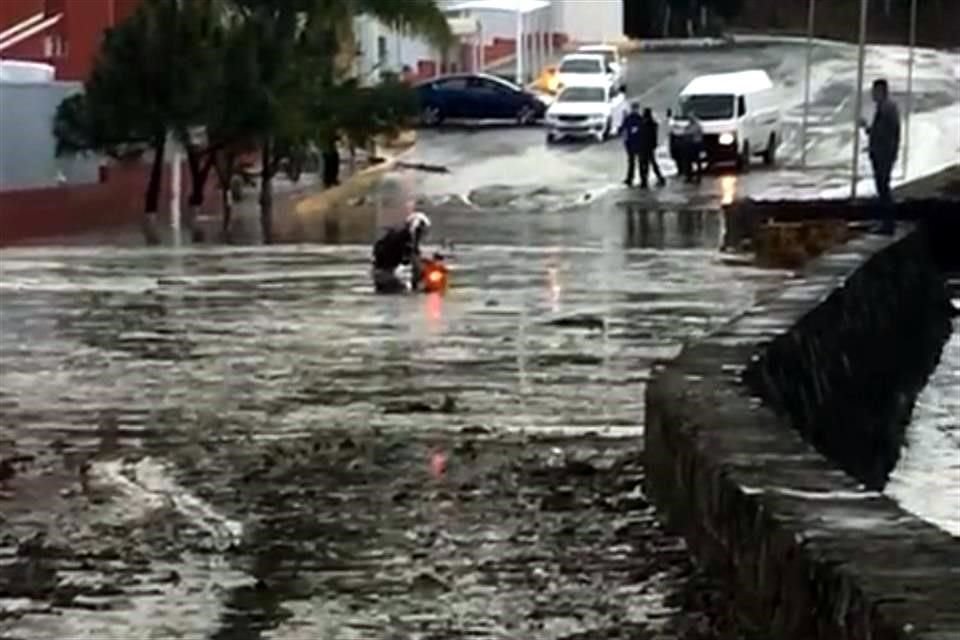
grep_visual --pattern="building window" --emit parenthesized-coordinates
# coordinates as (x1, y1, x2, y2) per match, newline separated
(44, 35, 67, 58)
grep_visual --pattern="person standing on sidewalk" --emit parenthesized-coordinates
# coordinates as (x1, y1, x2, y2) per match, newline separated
(642, 108, 667, 187)
(860, 78, 901, 234)
(622, 102, 649, 188)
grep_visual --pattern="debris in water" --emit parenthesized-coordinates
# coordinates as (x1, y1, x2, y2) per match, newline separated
(440, 394, 457, 413)
(545, 313, 605, 330)
(429, 449, 447, 480)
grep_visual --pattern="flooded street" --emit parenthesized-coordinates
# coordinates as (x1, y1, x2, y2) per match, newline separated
(1, 227, 784, 638)
(2, 40, 958, 638)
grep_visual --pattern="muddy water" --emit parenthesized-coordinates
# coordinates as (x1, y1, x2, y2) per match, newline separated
(887, 294, 960, 537)
(0, 239, 784, 639)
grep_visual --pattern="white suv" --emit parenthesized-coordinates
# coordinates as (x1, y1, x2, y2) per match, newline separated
(545, 79, 628, 143)
(555, 54, 619, 93)
(576, 44, 627, 88)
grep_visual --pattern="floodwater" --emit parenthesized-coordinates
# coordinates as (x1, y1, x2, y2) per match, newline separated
(3, 39, 958, 636)
(887, 292, 960, 537)
(0, 218, 785, 639)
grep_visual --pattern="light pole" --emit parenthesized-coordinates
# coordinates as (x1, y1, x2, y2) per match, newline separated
(850, 0, 869, 200)
(902, 0, 917, 179)
(515, 10, 523, 85)
(801, 0, 815, 167)
(169, 130, 182, 245)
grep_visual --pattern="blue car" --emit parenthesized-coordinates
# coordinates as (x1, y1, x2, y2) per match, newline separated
(415, 73, 547, 126)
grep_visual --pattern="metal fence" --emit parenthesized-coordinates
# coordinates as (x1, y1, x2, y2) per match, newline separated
(0, 80, 99, 191)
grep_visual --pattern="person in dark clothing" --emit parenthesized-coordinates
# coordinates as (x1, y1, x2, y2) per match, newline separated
(682, 114, 704, 183)
(860, 78, 901, 234)
(642, 108, 667, 187)
(322, 133, 341, 188)
(371, 211, 432, 294)
(622, 102, 650, 187)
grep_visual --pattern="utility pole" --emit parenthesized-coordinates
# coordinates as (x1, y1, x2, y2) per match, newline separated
(850, 0, 869, 200)
(903, 0, 917, 179)
(169, 131, 182, 245)
(801, 0, 815, 167)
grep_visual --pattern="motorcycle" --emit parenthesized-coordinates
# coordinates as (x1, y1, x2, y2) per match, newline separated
(419, 253, 449, 294)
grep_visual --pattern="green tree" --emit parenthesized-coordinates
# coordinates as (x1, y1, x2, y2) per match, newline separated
(226, 0, 452, 243)
(53, 0, 222, 244)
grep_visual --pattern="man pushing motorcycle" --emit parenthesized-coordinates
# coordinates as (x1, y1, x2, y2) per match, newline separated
(371, 173, 439, 294)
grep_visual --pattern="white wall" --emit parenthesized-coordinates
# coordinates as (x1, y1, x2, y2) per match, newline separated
(353, 16, 436, 84)
(555, 0, 623, 44)
(455, 1, 624, 46)
(352, 0, 625, 83)
(0, 80, 99, 190)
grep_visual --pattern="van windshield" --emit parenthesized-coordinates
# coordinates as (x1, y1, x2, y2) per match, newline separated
(679, 94, 735, 120)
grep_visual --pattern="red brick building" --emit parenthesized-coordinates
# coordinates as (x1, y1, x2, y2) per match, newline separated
(0, 0, 141, 81)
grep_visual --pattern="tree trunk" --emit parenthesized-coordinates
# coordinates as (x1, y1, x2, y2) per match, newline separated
(214, 150, 236, 243)
(322, 144, 340, 188)
(185, 147, 214, 242)
(259, 138, 274, 244)
(663, 3, 672, 38)
(142, 132, 166, 246)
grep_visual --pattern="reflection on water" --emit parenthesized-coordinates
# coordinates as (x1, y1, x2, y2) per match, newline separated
(887, 307, 960, 536)
(720, 174, 738, 206)
(622, 207, 720, 249)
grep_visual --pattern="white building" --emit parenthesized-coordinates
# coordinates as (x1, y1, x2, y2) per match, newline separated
(353, 0, 624, 83)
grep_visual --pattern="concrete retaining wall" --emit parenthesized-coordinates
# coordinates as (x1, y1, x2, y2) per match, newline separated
(723, 196, 960, 272)
(645, 228, 960, 638)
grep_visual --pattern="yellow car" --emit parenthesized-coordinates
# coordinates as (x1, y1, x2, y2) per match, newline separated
(532, 65, 561, 95)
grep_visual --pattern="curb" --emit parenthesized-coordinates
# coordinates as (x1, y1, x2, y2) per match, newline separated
(291, 134, 418, 220)
(729, 33, 853, 50)
(618, 33, 859, 53)
(619, 37, 732, 52)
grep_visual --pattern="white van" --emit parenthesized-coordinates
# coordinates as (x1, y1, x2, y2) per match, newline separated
(667, 69, 781, 171)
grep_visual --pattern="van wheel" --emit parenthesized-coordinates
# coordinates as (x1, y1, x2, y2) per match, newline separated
(737, 141, 751, 173)
(763, 133, 777, 166)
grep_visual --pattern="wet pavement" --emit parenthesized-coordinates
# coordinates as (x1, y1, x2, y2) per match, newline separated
(2, 41, 959, 638)
(0, 237, 784, 638)
(887, 290, 960, 537)
(410, 42, 959, 210)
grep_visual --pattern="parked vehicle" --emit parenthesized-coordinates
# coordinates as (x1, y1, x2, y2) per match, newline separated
(666, 69, 782, 171)
(576, 44, 627, 87)
(414, 73, 548, 126)
(555, 53, 618, 92)
(545, 79, 628, 143)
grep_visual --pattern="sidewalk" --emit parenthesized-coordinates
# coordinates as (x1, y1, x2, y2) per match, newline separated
(9, 137, 417, 248)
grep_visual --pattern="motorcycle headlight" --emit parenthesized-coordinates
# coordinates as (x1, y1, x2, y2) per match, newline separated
(718, 132, 736, 145)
